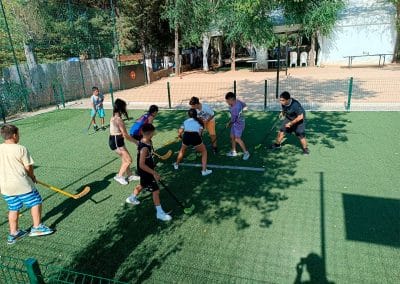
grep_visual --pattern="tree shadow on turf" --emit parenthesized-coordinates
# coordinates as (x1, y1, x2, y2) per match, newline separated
(65, 111, 351, 282)
(41, 174, 114, 229)
(66, 196, 185, 282)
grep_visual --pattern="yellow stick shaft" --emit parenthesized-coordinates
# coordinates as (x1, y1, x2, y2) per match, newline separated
(36, 180, 77, 199)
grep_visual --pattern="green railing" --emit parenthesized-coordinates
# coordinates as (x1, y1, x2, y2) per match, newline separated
(0, 255, 127, 284)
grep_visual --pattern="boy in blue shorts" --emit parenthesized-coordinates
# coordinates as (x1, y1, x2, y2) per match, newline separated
(0, 124, 53, 244)
(125, 123, 172, 221)
(90, 86, 105, 131)
(225, 92, 250, 160)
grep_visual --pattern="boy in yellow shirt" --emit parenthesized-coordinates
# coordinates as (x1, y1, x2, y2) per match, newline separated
(0, 124, 53, 244)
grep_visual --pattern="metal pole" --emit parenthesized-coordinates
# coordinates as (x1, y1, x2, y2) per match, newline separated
(109, 82, 115, 108)
(233, 80, 236, 96)
(58, 83, 65, 108)
(24, 258, 45, 284)
(0, 0, 30, 112)
(167, 82, 171, 109)
(264, 80, 267, 111)
(346, 77, 353, 111)
(276, 39, 280, 99)
(52, 83, 59, 109)
(110, 0, 122, 89)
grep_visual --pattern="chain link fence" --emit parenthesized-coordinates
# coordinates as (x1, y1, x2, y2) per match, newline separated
(0, 0, 119, 120)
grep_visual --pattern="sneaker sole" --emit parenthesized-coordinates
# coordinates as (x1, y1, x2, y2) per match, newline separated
(125, 198, 140, 205)
(114, 178, 128, 185)
(7, 231, 28, 244)
(29, 231, 54, 237)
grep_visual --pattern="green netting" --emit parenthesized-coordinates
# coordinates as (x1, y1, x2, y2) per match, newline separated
(0, 255, 31, 284)
(0, 0, 119, 118)
(0, 255, 127, 284)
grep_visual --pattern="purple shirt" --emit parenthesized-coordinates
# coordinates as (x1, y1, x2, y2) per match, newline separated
(229, 100, 246, 126)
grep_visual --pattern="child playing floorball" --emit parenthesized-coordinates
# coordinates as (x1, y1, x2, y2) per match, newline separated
(271, 91, 310, 155)
(125, 123, 172, 221)
(225, 92, 250, 160)
(0, 124, 53, 244)
(109, 99, 140, 185)
(129, 105, 159, 140)
(173, 109, 212, 176)
(90, 86, 105, 131)
(189, 97, 218, 154)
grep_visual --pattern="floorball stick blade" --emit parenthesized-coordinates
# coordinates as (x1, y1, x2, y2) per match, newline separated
(183, 204, 195, 214)
(73, 186, 91, 199)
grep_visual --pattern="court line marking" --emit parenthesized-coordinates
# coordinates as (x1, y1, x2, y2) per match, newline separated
(177, 163, 265, 172)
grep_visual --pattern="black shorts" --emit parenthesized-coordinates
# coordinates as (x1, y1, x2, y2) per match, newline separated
(182, 132, 202, 147)
(140, 174, 160, 192)
(131, 134, 142, 141)
(109, 135, 125, 150)
(279, 118, 306, 137)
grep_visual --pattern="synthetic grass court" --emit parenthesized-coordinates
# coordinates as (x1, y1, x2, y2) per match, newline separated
(0, 109, 399, 283)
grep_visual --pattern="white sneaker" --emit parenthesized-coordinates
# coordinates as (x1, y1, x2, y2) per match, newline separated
(201, 169, 213, 176)
(226, 151, 238, 157)
(127, 175, 140, 182)
(126, 196, 140, 205)
(173, 162, 179, 170)
(114, 175, 128, 185)
(243, 151, 250, 160)
(156, 212, 172, 221)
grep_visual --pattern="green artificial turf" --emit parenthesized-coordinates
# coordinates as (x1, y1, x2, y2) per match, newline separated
(0, 109, 399, 283)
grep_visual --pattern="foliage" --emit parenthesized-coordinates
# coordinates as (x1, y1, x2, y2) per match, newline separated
(117, 0, 172, 55)
(1, 0, 116, 69)
(218, 0, 276, 47)
(280, 0, 345, 37)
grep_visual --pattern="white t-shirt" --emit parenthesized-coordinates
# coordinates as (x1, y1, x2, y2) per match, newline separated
(181, 118, 203, 133)
(0, 143, 35, 196)
(196, 103, 214, 121)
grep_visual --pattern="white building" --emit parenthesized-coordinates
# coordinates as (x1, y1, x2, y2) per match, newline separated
(319, 0, 397, 65)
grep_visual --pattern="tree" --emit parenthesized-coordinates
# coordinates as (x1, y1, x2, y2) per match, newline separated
(387, 0, 399, 61)
(217, 0, 277, 70)
(118, 0, 172, 55)
(281, 0, 345, 66)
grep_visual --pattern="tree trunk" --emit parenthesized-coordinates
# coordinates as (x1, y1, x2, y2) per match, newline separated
(231, 42, 236, 71)
(255, 46, 268, 70)
(308, 32, 316, 67)
(24, 41, 37, 69)
(202, 33, 211, 71)
(393, 2, 400, 62)
(174, 24, 180, 75)
(217, 37, 222, 67)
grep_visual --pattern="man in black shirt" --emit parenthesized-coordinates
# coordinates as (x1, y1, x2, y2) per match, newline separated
(271, 91, 310, 155)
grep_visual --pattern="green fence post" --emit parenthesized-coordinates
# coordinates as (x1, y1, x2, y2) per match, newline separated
(167, 82, 171, 109)
(58, 83, 65, 108)
(346, 77, 353, 111)
(24, 258, 45, 284)
(109, 82, 115, 108)
(52, 83, 59, 109)
(0, 100, 6, 123)
(233, 80, 236, 96)
(264, 80, 267, 111)
(78, 60, 87, 99)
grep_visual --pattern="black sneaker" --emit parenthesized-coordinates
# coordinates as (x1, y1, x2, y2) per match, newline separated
(302, 148, 310, 155)
(93, 125, 99, 131)
(270, 143, 281, 150)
